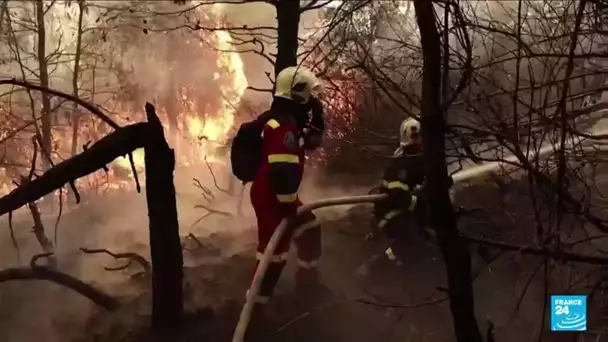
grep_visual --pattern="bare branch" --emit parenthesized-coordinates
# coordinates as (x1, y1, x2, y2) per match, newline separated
(0, 254, 119, 310)
(80, 247, 151, 274)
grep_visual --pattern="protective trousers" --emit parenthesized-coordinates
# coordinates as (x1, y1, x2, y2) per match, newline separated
(250, 200, 321, 304)
(373, 197, 430, 262)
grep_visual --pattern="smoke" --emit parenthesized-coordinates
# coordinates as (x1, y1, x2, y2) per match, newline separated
(0, 167, 261, 341)
(216, 1, 324, 105)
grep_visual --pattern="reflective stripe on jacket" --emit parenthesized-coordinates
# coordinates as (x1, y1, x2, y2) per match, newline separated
(260, 116, 305, 205)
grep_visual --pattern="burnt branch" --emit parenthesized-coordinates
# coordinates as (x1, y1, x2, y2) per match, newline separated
(7, 211, 20, 262)
(193, 177, 214, 202)
(183, 233, 205, 250)
(0, 123, 150, 216)
(204, 156, 230, 194)
(193, 203, 232, 217)
(0, 253, 119, 311)
(0, 78, 119, 129)
(463, 235, 608, 265)
(80, 247, 151, 274)
(0, 80, 141, 187)
(191, 202, 233, 228)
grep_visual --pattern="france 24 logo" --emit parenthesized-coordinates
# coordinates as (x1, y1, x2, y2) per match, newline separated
(551, 295, 587, 331)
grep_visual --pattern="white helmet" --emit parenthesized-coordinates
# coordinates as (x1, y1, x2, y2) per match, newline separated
(392, 117, 421, 157)
(274, 66, 323, 104)
(399, 117, 421, 146)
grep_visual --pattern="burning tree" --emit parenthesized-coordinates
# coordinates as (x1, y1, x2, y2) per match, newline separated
(0, 1, 256, 249)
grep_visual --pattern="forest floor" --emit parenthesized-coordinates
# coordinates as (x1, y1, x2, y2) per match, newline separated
(0, 177, 606, 342)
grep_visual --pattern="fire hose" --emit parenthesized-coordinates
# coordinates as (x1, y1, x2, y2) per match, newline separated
(231, 194, 387, 342)
(232, 122, 608, 341)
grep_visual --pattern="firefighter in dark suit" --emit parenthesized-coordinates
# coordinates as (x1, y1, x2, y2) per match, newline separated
(369, 117, 439, 261)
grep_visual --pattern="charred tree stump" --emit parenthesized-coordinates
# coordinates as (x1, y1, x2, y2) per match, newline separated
(143, 102, 184, 330)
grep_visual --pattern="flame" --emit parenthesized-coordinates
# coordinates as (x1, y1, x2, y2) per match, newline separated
(0, 14, 249, 196)
(112, 29, 248, 174)
(186, 30, 247, 142)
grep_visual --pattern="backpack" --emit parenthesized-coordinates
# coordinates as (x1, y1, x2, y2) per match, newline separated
(230, 111, 272, 183)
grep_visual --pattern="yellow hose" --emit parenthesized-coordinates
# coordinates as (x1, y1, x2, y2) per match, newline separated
(231, 194, 387, 342)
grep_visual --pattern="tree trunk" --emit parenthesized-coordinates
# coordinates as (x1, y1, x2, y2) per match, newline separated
(413, 1, 483, 341)
(274, 0, 300, 78)
(0, 1, 8, 33)
(35, 0, 52, 167)
(70, 0, 85, 157)
(143, 103, 183, 330)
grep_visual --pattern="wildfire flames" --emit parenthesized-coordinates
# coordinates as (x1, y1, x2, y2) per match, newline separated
(0, 28, 248, 197)
(187, 31, 248, 142)
(113, 30, 248, 173)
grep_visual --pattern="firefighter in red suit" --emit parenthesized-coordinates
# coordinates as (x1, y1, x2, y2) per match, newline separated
(249, 66, 325, 307)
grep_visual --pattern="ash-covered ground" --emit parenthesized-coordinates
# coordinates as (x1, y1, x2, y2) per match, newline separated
(0, 170, 605, 342)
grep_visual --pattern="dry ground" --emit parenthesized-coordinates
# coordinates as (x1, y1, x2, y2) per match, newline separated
(0, 178, 606, 342)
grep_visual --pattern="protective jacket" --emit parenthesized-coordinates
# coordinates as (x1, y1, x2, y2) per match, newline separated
(374, 143, 426, 231)
(249, 97, 322, 303)
(368, 143, 428, 263)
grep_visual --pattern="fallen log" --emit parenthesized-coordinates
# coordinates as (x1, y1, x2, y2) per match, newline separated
(0, 253, 119, 310)
(0, 267, 119, 310)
